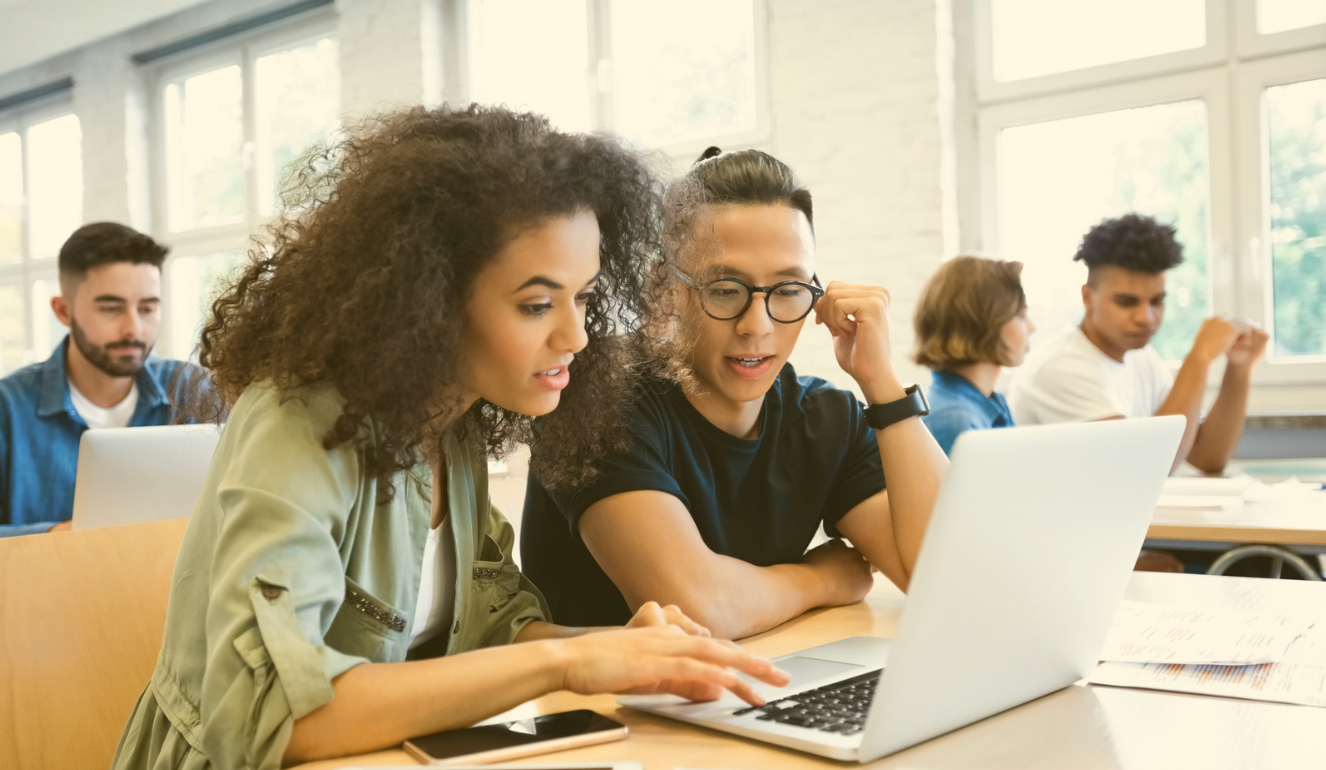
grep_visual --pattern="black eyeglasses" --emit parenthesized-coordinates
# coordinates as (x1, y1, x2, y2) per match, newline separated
(672, 267, 824, 323)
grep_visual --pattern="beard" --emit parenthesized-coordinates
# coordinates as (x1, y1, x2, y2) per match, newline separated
(70, 318, 152, 378)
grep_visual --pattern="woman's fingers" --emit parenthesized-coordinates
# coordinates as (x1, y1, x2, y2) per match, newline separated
(661, 604, 712, 637)
(627, 601, 713, 637)
(636, 656, 767, 707)
(567, 627, 789, 707)
(656, 633, 789, 688)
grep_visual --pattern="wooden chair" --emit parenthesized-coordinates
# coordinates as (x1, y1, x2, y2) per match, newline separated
(0, 517, 188, 769)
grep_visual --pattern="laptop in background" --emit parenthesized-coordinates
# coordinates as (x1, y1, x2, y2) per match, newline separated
(71, 423, 222, 531)
(621, 416, 1184, 762)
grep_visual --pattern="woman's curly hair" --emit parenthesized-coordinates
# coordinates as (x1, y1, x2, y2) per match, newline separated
(196, 104, 666, 497)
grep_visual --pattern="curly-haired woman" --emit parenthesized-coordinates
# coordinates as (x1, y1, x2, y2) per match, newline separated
(111, 106, 786, 770)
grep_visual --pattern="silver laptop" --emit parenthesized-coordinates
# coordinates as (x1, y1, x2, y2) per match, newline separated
(71, 423, 222, 530)
(620, 416, 1184, 762)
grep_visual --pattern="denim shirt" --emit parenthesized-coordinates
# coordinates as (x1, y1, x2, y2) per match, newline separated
(921, 369, 1014, 456)
(0, 337, 200, 537)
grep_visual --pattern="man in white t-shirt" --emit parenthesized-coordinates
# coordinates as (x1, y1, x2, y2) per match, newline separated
(1009, 213, 1267, 475)
(0, 223, 206, 536)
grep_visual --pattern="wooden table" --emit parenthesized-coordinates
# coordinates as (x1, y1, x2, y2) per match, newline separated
(1147, 495, 1326, 547)
(295, 572, 1326, 770)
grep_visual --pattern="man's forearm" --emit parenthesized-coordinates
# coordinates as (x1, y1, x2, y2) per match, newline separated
(1187, 363, 1252, 473)
(624, 557, 827, 640)
(1155, 352, 1213, 471)
(873, 418, 947, 589)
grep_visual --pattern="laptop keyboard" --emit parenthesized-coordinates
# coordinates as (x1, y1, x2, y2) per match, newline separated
(734, 668, 881, 735)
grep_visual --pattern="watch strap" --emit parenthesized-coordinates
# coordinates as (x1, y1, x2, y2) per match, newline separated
(864, 384, 929, 431)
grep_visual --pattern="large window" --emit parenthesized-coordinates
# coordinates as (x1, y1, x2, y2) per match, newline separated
(0, 100, 82, 375)
(152, 22, 340, 360)
(972, 0, 1326, 385)
(461, 0, 767, 154)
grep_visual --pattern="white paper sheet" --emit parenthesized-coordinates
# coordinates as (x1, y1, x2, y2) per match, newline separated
(1090, 625, 1326, 708)
(1099, 601, 1315, 665)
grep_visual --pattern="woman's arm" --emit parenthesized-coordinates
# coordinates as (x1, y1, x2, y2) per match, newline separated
(283, 623, 785, 765)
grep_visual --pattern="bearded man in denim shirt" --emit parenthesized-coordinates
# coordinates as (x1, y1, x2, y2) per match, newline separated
(0, 222, 205, 536)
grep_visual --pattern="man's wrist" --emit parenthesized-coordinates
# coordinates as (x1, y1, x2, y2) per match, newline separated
(1184, 347, 1218, 369)
(1223, 359, 1255, 380)
(859, 376, 906, 405)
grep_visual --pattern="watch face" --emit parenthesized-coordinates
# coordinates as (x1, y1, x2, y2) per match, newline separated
(913, 385, 930, 416)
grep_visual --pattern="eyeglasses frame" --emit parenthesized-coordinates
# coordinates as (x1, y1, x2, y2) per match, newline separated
(671, 266, 825, 324)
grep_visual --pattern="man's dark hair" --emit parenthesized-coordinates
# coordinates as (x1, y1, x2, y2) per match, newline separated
(685, 146, 814, 232)
(58, 222, 168, 280)
(1073, 213, 1184, 278)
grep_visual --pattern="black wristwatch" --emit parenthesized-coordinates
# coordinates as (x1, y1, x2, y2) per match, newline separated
(864, 384, 929, 430)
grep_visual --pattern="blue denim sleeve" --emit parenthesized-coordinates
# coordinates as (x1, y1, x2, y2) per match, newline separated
(0, 522, 56, 538)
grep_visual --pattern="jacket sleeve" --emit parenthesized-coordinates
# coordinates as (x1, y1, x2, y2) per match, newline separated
(474, 501, 549, 648)
(196, 389, 371, 770)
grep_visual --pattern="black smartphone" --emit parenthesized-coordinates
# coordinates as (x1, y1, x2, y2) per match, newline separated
(402, 709, 629, 765)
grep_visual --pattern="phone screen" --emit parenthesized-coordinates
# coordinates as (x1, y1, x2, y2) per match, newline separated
(405, 710, 625, 761)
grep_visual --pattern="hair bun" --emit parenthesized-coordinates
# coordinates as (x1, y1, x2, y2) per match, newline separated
(695, 146, 723, 164)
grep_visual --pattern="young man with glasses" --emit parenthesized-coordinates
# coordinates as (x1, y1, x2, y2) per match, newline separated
(521, 148, 948, 639)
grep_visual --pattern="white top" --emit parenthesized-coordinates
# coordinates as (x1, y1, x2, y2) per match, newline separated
(68, 380, 138, 429)
(409, 517, 457, 649)
(1008, 326, 1173, 425)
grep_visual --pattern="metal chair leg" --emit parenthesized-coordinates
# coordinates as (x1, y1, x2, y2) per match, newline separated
(1207, 545, 1323, 580)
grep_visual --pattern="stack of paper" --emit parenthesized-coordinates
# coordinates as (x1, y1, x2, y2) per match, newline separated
(1154, 477, 1252, 514)
(1089, 602, 1326, 707)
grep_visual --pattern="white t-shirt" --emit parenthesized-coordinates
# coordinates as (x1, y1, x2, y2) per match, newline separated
(69, 380, 139, 429)
(409, 518, 457, 649)
(1008, 326, 1173, 425)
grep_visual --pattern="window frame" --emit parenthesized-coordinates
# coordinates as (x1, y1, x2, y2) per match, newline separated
(966, 0, 1326, 388)
(447, 0, 773, 161)
(144, 13, 338, 360)
(1233, 49, 1326, 374)
(0, 94, 81, 373)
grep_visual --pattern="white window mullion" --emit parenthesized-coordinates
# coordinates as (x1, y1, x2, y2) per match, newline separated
(1233, 50, 1326, 379)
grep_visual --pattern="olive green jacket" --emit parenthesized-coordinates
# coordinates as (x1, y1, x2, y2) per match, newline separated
(112, 382, 548, 770)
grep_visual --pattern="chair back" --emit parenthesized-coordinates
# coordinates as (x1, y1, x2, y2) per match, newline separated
(0, 517, 188, 768)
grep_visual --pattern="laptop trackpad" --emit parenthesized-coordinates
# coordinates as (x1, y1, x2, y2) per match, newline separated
(764, 655, 865, 689)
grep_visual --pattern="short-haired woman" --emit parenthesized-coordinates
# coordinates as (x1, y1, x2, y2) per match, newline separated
(913, 256, 1034, 455)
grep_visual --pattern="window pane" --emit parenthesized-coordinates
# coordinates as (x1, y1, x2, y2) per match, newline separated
(468, 0, 592, 132)
(610, 0, 757, 147)
(997, 100, 1211, 361)
(165, 65, 245, 231)
(1258, 0, 1326, 35)
(30, 277, 65, 357)
(991, 0, 1205, 82)
(26, 114, 82, 260)
(168, 250, 245, 361)
(255, 36, 341, 216)
(0, 281, 23, 374)
(0, 132, 21, 264)
(1266, 78, 1326, 359)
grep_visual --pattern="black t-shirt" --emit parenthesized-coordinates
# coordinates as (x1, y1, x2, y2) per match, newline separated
(520, 364, 886, 626)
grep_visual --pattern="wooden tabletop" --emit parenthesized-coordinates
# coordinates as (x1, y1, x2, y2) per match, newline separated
(1147, 494, 1326, 546)
(295, 572, 1326, 770)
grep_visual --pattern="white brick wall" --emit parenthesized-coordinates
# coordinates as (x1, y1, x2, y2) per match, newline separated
(2, 0, 1317, 409)
(339, 0, 444, 119)
(768, 0, 954, 393)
